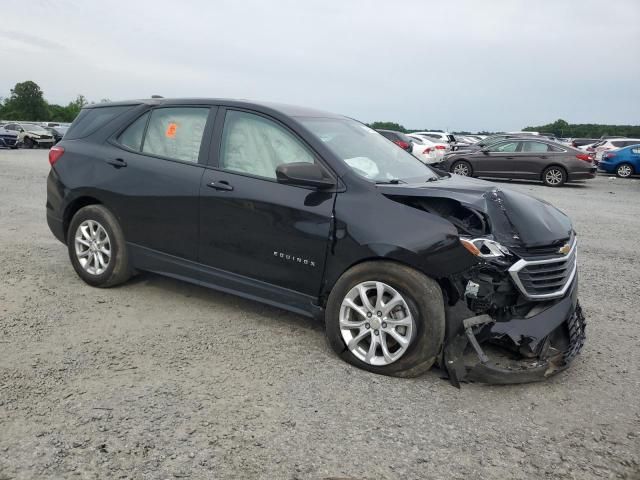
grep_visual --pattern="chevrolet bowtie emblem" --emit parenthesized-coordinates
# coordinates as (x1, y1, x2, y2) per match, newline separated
(558, 243, 571, 255)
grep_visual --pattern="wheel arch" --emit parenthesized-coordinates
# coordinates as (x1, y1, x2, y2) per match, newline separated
(63, 196, 103, 241)
(320, 256, 447, 308)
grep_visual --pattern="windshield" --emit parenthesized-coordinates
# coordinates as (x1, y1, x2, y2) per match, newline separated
(22, 124, 48, 133)
(299, 117, 438, 183)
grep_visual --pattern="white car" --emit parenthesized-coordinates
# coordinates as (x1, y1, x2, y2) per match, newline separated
(413, 131, 456, 144)
(2, 122, 55, 149)
(593, 138, 640, 161)
(407, 134, 448, 164)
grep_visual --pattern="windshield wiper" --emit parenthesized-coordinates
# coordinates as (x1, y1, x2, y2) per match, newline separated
(375, 179, 405, 185)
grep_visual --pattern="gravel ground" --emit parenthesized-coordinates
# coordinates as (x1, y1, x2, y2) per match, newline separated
(1, 149, 639, 480)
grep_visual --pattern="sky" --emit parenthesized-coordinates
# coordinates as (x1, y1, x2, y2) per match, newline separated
(1, 0, 639, 132)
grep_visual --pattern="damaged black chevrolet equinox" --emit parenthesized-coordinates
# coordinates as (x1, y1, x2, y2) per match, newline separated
(46, 99, 586, 385)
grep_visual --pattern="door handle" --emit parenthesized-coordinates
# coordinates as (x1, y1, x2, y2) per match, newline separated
(540, 156, 548, 159)
(207, 181, 234, 191)
(106, 158, 127, 168)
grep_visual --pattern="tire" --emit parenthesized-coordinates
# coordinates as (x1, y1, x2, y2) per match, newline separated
(451, 160, 472, 176)
(23, 137, 34, 149)
(616, 163, 634, 178)
(67, 205, 131, 288)
(325, 261, 445, 378)
(542, 165, 566, 187)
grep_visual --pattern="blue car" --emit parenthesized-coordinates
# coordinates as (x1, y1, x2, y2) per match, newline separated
(598, 144, 640, 178)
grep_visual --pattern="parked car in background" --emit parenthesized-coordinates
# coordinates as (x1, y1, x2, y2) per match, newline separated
(45, 125, 69, 144)
(593, 138, 640, 162)
(598, 144, 640, 177)
(376, 129, 414, 152)
(0, 125, 20, 149)
(3, 122, 55, 148)
(571, 138, 599, 149)
(45, 97, 586, 385)
(406, 134, 447, 164)
(436, 138, 596, 186)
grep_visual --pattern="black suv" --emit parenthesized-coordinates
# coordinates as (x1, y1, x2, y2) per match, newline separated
(46, 99, 585, 386)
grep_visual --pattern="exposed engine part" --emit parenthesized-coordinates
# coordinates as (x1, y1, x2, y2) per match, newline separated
(388, 196, 489, 237)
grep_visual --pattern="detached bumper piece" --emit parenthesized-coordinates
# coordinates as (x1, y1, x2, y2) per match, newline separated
(443, 283, 585, 387)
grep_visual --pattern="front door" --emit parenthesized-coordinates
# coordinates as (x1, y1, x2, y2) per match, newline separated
(199, 109, 336, 301)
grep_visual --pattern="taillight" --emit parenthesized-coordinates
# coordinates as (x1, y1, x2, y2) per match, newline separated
(423, 147, 433, 154)
(575, 153, 591, 162)
(49, 146, 65, 166)
(395, 140, 409, 150)
(435, 145, 447, 150)
(605, 152, 616, 159)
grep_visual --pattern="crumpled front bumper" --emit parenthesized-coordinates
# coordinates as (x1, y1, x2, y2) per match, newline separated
(442, 279, 586, 387)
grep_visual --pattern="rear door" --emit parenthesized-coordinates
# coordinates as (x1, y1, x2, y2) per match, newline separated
(519, 140, 556, 178)
(198, 108, 336, 301)
(105, 105, 215, 262)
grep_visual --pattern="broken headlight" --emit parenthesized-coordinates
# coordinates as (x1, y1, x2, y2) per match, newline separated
(460, 238, 511, 258)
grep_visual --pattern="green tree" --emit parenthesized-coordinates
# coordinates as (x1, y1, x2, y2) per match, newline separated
(369, 121, 406, 132)
(1, 81, 49, 121)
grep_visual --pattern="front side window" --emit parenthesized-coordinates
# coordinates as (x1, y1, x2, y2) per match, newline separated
(142, 107, 208, 163)
(522, 141, 551, 152)
(489, 141, 519, 152)
(220, 111, 314, 179)
(300, 117, 438, 183)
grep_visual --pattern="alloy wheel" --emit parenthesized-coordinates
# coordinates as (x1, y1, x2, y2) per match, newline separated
(545, 168, 564, 185)
(339, 281, 415, 366)
(74, 220, 111, 275)
(617, 164, 632, 178)
(453, 162, 470, 176)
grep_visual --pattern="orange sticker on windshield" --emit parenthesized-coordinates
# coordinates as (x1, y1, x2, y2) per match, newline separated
(166, 123, 177, 138)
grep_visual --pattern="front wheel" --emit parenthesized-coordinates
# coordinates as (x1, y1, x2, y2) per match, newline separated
(325, 261, 445, 377)
(67, 205, 132, 287)
(23, 137, 34, 149)
(616, 163, 634, 178)
(451, 160, 472, 176)
(542, 166, 566, 187)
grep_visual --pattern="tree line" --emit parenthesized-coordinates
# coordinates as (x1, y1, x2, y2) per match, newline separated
(370, 119, 640, 138)
(523, 119, 640, 138)
(0, 81, 109, 123)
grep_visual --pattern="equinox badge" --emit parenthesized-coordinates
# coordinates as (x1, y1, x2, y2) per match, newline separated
(558, 243, 571, 255)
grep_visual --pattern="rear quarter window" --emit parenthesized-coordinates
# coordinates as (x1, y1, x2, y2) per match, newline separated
(65, 105, 135, 140)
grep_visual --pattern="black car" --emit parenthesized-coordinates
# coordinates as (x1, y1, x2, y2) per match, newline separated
(437, 138, 597, 186)
(376, 129, 414, 152)
(0, 125, 20, 149)
(46, 99, 585, 386)
(45, 125, 69, 144)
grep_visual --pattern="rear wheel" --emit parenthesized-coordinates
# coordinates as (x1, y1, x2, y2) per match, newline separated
(542, 166, 566, 187)
(67, 205, 131, 287)
(616, 163, 633, 178)
(325, 261, 445, 377)
(451, 160, 472, 176)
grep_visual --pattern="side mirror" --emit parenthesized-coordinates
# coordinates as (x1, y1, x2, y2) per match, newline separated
(19, 128, 24, 133)
(480, 147, 490, 154)
(276, 162, 336, 189)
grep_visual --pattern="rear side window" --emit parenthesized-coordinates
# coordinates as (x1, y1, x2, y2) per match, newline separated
(142, 107, 209, 163)
(65, 106, 133, 140)
(522, 141, 551, 152)
(118, 112, 149, 151)
(632, 148, 640, 154)
(612, 141, 625, 148)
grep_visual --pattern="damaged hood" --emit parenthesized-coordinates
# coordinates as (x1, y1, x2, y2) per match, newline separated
(377, 175, 573, 249)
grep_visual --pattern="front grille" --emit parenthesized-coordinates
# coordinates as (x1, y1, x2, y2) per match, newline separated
(509, 239, 577, 300)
